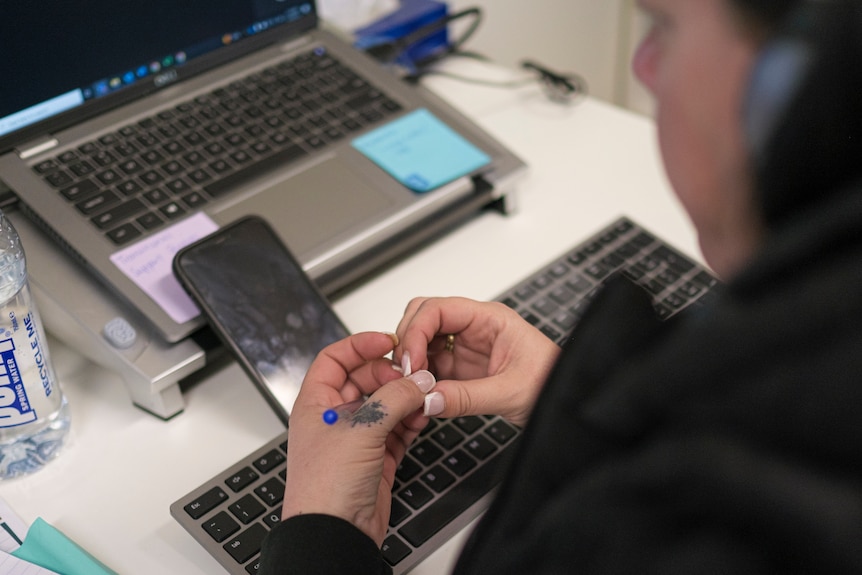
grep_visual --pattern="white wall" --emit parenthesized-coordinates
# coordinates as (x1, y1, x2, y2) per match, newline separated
(446, 0, 624, 105)
(319, 0, 655, 114)
(443, 0, 656, 115)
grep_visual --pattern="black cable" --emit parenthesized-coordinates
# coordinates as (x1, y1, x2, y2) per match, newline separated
(520, 60, 588, 102)
(415, 53, 589, 103)
(362, 6, 587, 103)
(363, 8, 483, 72)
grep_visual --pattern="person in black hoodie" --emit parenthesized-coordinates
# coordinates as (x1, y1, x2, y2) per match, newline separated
(261, 0, 862, 572)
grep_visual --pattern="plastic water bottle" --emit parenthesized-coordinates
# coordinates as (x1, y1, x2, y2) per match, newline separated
(0, 210, 70, 479)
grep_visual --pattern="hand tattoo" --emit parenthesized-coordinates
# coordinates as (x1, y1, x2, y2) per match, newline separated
(349, 400, 387, 427)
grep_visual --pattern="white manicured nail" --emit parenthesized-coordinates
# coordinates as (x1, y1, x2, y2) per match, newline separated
(408, 370, 436, 393)
(401, 351, 412, 377)
(424, 392, 444, 416)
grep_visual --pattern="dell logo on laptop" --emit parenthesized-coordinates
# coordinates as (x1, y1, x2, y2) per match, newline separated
(154, 70, 179, 87)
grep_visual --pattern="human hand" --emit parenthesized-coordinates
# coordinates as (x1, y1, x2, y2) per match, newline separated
(282, 331, 437, 546)
(395, 297, 561, 427)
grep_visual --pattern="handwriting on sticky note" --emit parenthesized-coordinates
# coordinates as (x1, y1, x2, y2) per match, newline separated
(352, 108, 491, 193)
(110, 212, 219, 324)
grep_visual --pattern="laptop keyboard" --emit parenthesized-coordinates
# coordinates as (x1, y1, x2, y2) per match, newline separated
(30, 47, 402, 246)
(169, 216, 718, 574)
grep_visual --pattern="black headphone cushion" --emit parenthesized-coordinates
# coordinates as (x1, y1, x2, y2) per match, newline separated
(746, 0, 862, 227)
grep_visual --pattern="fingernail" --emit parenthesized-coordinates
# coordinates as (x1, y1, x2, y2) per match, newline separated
(424, 392, 445, 416)
(401, 351, 412, 377)
(407, 370, 436, 393)
(383, 332, 399, 346)
(391, 362, 403, 373)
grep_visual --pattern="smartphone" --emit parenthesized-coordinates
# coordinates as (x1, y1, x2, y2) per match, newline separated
(173, 215, 349, 426)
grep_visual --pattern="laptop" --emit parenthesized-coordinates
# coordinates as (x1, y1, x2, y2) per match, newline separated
(0, 0, 524, 344)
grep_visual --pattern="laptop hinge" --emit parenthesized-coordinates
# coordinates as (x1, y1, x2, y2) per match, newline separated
(17, 136, 59, 160)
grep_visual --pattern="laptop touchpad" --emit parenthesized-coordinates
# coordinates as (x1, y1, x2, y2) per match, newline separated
(216, 158, 392, 255)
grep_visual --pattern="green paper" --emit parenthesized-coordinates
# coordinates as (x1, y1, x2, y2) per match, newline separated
(11, 518, 117, 575)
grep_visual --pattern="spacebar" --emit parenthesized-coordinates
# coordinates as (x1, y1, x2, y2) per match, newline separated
(398, 440, 518, 547)
(204, 144, 308, 197)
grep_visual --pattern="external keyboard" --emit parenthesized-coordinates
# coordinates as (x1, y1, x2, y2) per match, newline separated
(170, 216, 718, 574)
(497, 216, 718, 346)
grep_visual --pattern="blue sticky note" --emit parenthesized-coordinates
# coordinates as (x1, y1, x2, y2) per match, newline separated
(352, 108, 491, 193)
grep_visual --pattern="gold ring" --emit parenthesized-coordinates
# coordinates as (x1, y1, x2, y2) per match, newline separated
(444, 334, 455, 353)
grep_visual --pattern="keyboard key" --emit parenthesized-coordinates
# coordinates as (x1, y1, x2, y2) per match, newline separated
(389, 499, 411, 527)
(397, 482, 433, 510)
(540, 325, 563, 342)
(395, 455, 422, 483)
(532, 297, 558, 317)
(182, 191, 208, 208)
(430, 425, 464, 450)
(410, 440, 443, 467)
(203, 511, 240, 542)
(60, 179, 99, 202)
(566, 274, 592, 293)
(136, 212, 164, 230)
(452, 416, 484, 435)
(486, 420, 518, 445)
(652, 245, 696, 273)
(532, 273, 553, 290)
(91, 198, 146, 229)
(95, 168, 120, 186)
(117, 179, 144, 196)
(253, 477, 284, 506)
(184, 486, 228, 519)
(33, 159, 59, 174)
(223, 523, 267, 564)
(57, 150, 79, 163)
(252, 449, 286, 474)
(382, 534, 412, 566)
(225, 467, 259, 492)
(442, 449, 477, 476)
(76, 190, 119, 215)
(106, 223, 141, 245)
(159, 201, 186, 220)
(262, 506, 282, 529)
(229, 494, 266, 524)
(464, 434, 497, 460)
(45, 170, 74, 188)
(421, 465, 455, 493)
(551, 310, 578, 333)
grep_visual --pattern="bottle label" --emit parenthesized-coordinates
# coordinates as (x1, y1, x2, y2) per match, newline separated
(0, 336, 37, 428)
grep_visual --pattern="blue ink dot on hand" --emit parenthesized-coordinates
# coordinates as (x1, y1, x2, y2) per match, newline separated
(323, 409, 339, 425)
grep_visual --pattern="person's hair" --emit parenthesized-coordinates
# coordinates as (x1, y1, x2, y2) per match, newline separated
(729, 0, 801, 41)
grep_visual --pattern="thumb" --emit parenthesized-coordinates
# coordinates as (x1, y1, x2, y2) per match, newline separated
(346, 370, 436, 432)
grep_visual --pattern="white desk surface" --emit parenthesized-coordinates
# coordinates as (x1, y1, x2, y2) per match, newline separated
(0, 59, 700, 574)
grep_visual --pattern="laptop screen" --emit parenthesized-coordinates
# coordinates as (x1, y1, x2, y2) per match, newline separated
(0, 0, 316, 147)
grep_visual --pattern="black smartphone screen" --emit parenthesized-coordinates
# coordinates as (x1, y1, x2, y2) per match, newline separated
(173, 215, 348, 425)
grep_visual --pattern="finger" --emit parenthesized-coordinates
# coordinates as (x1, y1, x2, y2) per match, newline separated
(393, 297, 429, 351)
(303, 332, 398, 397)
(421, 376, 534, 425)
(344, 356, 408, 397)
(395, 297, 480, 370)
(335, 370, 436, 435)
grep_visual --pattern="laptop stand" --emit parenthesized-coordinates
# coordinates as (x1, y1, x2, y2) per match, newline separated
(5, 176, 519, 420)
